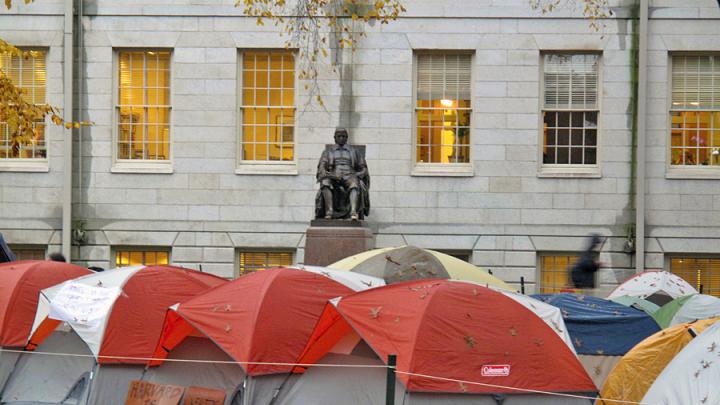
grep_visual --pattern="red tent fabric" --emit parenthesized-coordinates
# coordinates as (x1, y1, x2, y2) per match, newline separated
(297, 280, 596, 394)
(151, 267, 354, 375)
(0, 260, 91, 347)
(27, 265, 228, 364)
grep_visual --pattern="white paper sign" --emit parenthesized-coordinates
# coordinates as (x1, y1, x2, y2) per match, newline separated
(48, 282, 122, 327)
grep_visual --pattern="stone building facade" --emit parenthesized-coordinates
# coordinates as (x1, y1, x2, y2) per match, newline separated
(2, 0, 720, 295)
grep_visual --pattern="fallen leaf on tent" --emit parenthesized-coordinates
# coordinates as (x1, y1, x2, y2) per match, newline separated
(596, 349, 604, 355)
(361, 280, 373, 287)
(370, 306, 382, 319)
(464, 335, 476, 348)
(419, 292, 429, 300)
(471, 288, 478, 296)
(458, 382, 468, 393)
(224, 304, 232, 311)
(708, 342, 716, 353)
(594, 366, 602, 376)
(224, 324, 231, 333)
(385, 255, 400, 266)
(533, 338, 544, 347)
(465, 313, 472, 319)
(701, 360, 712, 369)
(701, 395, 708, 404)
(509, 327, 517, 336)
(574, 337, 583, 348)
(320, 271, 331, 278)
(393, 317, 400, 324)
(96, 281, 103, 287)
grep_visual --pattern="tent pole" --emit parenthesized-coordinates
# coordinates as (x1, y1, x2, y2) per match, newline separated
(81, 361, 98, 405)
(386, 354, 396, 405)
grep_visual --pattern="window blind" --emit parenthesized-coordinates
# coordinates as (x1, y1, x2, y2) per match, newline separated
(417, 54, 472, 101)
(671, 55, 720, 109)
(544, 54, 599, 110)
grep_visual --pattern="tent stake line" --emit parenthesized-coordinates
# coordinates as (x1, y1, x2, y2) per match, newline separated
(0, 348, 655, 404)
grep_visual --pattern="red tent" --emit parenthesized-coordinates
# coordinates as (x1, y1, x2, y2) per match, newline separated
(150, 267, 354, 375)
(297, 279, 597, 394)
(27, 265, 227, 364)
(0, 260, 91, 347)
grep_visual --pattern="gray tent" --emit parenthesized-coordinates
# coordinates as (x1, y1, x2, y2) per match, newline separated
(1, 329, 93, 405)
(1, 330, 297, 405)
(276, 342, 595, 405)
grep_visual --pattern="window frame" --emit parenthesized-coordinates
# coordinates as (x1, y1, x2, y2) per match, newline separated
(666, 53, 720, 179)
(411, 50, 474, 177)
(8, 244, 47, 261)
(113, 246, 171, 268)
(536, 252, 581, 294)
(235, 249, 294, 278)
(0, 47, 50, 172)
(236, 49, 298, 176)
(111, 48, 173, 174)
(538, 51, 602, 178)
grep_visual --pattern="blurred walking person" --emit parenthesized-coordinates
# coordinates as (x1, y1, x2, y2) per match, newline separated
(570, 234, 604, 296)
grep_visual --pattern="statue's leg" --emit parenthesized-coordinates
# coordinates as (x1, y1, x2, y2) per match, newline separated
(349, 188, 359, 220)
(321, 187, 334, 219)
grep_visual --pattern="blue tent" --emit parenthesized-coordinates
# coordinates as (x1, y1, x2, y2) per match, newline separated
(532, 293, 660, 355)
(0, 233, 16, 263)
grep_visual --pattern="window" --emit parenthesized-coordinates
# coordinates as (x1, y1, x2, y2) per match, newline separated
(0, 50, 47, 160)
(115, 248, 169, 268)
(542, 54, 599, 167)
(116, 50, 171, 162)
(9, 246, 46, 260)
(415, 53, 472, 165)
(240, 51, 295, 162)
(437, 250, 471, 262)
(238, 250, 293, 276)
(539, 254, 579, 293)
(671, 257, 720, 297)
(670, 55, 720, 168)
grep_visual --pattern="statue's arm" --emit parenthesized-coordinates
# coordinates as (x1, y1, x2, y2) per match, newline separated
(354, 150, 368, 179)
(316, 150, 331, 181)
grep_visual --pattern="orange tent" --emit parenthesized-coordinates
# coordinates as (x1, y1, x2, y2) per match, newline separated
(0, 260, 91, 347)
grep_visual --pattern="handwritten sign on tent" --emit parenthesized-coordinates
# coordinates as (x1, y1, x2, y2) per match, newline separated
(48, 281, 122, 327)
(125, 380, 184, 405)
(182, 386, 226, 405)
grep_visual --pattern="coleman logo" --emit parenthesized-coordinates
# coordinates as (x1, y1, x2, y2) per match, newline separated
(481, 365, 510, 377)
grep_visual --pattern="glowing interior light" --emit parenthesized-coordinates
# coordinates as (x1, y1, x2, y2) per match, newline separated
(440, 99, 454, 107)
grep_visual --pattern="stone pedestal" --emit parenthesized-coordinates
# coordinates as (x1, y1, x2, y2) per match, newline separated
(304, 220, 374, 266)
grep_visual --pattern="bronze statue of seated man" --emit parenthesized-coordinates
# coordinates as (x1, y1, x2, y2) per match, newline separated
(315, 128, 370, 221)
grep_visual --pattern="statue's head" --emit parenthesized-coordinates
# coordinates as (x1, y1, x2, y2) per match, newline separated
(334, 128, 349, 146)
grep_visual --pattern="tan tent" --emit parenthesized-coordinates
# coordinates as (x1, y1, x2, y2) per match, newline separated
(598, 317, 719, 404)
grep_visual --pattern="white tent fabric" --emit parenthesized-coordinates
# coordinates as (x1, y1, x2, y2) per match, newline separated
(1, 329, 95, 404)
(642, 321, 720, 404)
(668, 294, 720, 326)
(608, 271, 696, 301)
(30, 267, 144, 359)
(289, 265, 385, 291)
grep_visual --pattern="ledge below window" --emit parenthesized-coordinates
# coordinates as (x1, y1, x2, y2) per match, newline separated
(111, 161, 173, 174)
(411, 163, 474, 177)
(538, 166, 601, 178)
(666, 167, 720, 180)
(236, 161, 298, 176)
(0, 160, 49, 172)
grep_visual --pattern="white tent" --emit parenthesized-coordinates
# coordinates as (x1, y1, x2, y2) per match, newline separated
(642, 321, 720, 404)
